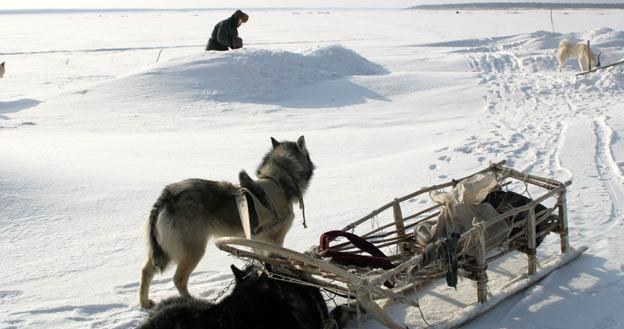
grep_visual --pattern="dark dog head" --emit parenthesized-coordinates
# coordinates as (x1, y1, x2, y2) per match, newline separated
(230, 264, 271, 291)
(256, 136, 316, 196)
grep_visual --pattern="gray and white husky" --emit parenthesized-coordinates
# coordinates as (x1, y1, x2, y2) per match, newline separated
(139, 136, 315, 308)
(0, 62, 5, 79)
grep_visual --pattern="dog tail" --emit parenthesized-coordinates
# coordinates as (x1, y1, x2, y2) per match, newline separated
(148, 188, 171, 272)
(559, 39, 569, 48)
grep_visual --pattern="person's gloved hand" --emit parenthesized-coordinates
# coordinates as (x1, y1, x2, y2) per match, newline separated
(234, 37, 243, 49)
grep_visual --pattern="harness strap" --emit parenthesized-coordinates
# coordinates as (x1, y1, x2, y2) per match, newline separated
(319, 230, 395, 270)
(260, 174, 308, 229)
(235, 188, 253, 239)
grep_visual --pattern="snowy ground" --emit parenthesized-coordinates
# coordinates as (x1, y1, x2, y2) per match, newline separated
(1, 8, 624, 329)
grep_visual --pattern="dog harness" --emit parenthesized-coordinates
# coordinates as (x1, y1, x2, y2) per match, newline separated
(235, 178, 293, 239)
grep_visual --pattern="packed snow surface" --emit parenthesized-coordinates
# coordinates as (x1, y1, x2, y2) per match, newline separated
(1, 8, 624, 329)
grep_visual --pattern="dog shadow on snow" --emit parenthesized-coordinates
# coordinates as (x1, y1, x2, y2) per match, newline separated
(0, 98, 41, 119)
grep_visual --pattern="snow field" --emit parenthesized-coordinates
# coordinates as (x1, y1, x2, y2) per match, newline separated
(1, 9, 624, 329)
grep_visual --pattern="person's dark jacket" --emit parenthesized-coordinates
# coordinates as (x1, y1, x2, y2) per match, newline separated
(206, 16, 242, 51)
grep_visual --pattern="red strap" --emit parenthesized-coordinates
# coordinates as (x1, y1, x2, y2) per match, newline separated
(319, 230, 395, 270)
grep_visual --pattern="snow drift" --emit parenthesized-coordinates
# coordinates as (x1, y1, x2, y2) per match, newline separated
(91, 45, 388, 104)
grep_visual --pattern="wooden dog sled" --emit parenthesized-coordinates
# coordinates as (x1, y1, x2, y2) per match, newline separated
(216, 161, 587, 329)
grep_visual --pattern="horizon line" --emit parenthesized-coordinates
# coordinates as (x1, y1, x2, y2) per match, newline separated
(0, 7, 404, 14)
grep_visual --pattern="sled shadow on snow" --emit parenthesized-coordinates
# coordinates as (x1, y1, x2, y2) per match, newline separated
(0, 98, 41, 119)
(464, 252, 624, 328)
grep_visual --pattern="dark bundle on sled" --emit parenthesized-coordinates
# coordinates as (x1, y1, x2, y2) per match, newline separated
(138, 264, 346, 329)
(482, 189, 556, 252)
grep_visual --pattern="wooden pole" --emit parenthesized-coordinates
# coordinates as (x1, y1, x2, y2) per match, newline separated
(587, 40, 592, 72)
(558, 191, 570, 253)
(475, 225, 488, 303)
(576, 58, 624, 76)
(550, 9, 555, 36)
(527, 208, 537, 275)
(392, 199, 408, 257)
(155, 48, 164, 63)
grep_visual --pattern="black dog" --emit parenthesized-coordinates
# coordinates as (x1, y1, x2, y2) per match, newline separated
(138, 264, 347, 329)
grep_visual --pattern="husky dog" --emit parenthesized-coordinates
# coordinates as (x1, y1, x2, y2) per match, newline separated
(0, 62, 5, 79)
(139, 136, 315, 308)
(138, 264, 347, 329)
(557, 39, 601, 72)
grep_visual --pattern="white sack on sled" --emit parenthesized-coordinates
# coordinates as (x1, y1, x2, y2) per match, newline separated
(415, 172, 511, 251)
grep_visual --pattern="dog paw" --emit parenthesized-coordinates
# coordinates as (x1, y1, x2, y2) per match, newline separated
(140, 299, 155, 309)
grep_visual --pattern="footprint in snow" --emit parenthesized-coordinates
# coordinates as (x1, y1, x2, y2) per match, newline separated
(14, 303, 127, 316)
(0, 290, 23, 301)
(438, 155, 452, 163)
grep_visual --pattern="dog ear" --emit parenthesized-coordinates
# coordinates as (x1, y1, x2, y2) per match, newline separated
(270, 137, 280, 148)
(0, 62, 4, 67)
(297, 135, 307, 153)
(230, 264, 245, 282)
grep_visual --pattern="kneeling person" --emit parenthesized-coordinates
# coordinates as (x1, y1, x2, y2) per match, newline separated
(206, 10, 248, 51)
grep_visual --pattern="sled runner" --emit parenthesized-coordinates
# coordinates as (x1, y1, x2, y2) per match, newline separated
(216, 161, 587, 329)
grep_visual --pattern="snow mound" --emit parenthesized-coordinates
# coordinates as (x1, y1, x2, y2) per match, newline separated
(572, 28, 624, 48)
(94, 45, 387, 104)
(435, 28, 624, 77)
(574, 66, 624, 93)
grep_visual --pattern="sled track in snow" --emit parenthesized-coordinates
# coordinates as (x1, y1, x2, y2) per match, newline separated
(438, 32, 624, 243)
(594, 117, 624, 228)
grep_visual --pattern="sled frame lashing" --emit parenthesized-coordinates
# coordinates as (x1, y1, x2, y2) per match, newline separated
(216, 161, 584, 329)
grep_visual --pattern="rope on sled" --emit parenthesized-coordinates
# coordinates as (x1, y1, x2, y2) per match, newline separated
(404, 275, 431, 327)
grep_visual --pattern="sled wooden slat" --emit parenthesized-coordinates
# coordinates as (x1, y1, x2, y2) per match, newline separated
(342, 161, 508, 232)
(475, 225, 488, 303)
(216, 162, 586, 329)
(558, 190, 570, 253)
(527, 208, 537, 275)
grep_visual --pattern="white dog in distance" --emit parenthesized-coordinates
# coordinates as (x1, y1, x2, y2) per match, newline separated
(557, 39, 601, 72)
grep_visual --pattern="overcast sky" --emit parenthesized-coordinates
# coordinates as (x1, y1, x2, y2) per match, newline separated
(2, 0, 623, 10)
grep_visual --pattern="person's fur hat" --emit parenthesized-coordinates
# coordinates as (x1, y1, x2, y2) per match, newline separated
(232, 10, 249, 23)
